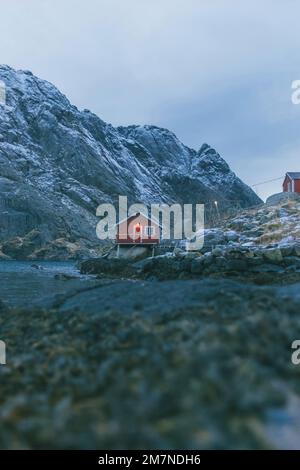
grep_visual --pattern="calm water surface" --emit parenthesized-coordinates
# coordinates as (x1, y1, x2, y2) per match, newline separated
(0, 261, 96, 307)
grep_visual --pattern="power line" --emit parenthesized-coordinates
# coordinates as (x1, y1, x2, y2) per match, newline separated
(251, 176, 284, 187)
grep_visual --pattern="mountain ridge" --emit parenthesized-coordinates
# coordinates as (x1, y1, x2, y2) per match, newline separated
(0, 65, 261, 259)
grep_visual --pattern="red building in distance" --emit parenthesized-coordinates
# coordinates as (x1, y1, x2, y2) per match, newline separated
(283, 173, 300, 194)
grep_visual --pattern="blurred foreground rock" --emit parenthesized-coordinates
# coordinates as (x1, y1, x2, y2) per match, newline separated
(1, 278, 300, 449)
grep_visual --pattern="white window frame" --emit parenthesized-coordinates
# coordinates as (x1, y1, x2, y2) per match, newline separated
(144, 226, 155, 236)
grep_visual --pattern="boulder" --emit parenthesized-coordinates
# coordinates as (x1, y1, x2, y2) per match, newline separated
(266, 192, 300, 206)
(1, 229, 42, 260)
(293, 246, 300, 257)
(262, 248, 283, 263)
(202, 229, 226, 251)
(29, 238, 93, 260)
(224, 259, 248, 272)
(282, 256, 300, 269)
(81, 258, 135, 277)
(133, 255, 183, 280)
(279, 245, 294, 257)
(0, 250, 11, 260)
(191, 257, 205, 274)
(224, 230, 239, 242)
(211, 247, 223, 257)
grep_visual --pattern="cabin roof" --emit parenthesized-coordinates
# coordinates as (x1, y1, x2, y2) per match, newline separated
(116, 211, 162, 228)
(286, 172, 300, 180)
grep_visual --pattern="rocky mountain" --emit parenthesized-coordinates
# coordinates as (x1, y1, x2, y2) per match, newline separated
(0, 65, 261, 259)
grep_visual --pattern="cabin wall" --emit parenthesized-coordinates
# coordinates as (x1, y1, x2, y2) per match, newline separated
(283, 176, 291, 192)
(116, 215, 160, 244)
(282, 176, 300, 193)
(294, 179, 300, 194)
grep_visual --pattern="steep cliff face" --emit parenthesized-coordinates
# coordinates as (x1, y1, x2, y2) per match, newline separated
(118, 125, 260, 207)
(0, 65, 261, 258)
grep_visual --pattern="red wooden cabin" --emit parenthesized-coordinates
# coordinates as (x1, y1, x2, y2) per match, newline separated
(116, 212, 162, 245)
(283, 173, 300, 194)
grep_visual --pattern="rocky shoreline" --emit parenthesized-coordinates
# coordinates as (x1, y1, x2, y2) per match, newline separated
(0, 230, 102, 261)
(81, 196, 300, 285)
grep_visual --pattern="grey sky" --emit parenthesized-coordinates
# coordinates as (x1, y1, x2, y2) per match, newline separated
(0, 0, 300, 200)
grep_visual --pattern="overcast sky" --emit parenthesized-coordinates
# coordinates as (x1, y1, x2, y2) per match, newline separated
(1, 0, 300, 200)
